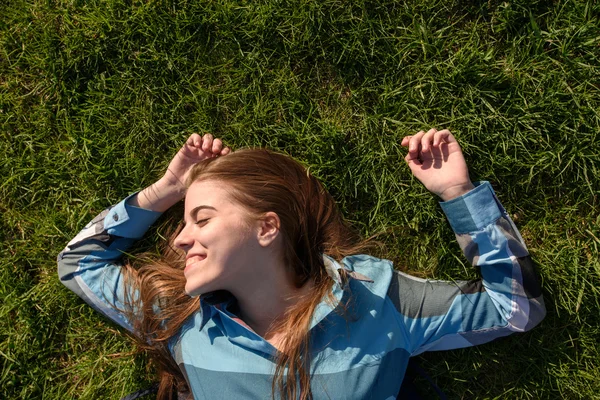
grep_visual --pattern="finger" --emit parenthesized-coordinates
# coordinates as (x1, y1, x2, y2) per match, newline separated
(421, 128, 437, 152)
(401, 136, 411, 147)
(220, 147, 231, 156)
(408, 131, 426, 157)
(433, 129, 455, 147)
(188, 133, 201, 147)
(202, 133, 214, 151)
(211, 139, 223, 154)
(404, 151, 422, 167)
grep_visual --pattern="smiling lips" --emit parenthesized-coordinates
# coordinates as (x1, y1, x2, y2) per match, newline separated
(184, 254, 207, 274)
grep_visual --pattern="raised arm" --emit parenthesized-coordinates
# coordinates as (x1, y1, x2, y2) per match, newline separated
(57, 134, 230, 330)
(388, 129, 545, 355)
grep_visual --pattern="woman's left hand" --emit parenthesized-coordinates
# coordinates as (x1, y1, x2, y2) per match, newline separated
(401, 128, 475, 201)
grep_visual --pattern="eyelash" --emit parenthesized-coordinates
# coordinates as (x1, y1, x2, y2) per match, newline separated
(195, 218, 209, 226)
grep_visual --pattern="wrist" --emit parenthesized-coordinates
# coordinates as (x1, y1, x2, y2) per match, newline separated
(439, 182, 476, 202)
(155, 176, 187, 197)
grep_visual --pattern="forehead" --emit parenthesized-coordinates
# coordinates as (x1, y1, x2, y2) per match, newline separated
(185, 180, 235, 210)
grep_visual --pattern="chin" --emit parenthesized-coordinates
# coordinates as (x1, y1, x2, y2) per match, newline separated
(185, 289, 205, 298)
(184, 283, 203, 298)
(185, 280, 217, 298)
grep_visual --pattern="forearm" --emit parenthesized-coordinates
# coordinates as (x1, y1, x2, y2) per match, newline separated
(58, 193, 163, 330)
(440, 182, 545, 330)
(128, 178, 186, 212)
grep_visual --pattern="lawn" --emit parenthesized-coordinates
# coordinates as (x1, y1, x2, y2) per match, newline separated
(1, 0, 599, 398)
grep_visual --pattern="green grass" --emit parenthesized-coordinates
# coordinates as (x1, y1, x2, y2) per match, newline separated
(1, 0, 599, 398)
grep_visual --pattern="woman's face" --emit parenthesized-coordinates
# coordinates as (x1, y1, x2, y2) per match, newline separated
(173, 180, 261, 297)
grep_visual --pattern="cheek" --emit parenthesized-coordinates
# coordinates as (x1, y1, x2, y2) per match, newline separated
(196, 221, 255, 267)
(193, 222, 226, 248)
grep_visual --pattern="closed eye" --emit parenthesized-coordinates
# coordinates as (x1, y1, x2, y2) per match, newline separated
(195, 218, 209, 226)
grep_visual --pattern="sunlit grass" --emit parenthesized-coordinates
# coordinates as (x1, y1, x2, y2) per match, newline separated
(1, 0, 599, 398)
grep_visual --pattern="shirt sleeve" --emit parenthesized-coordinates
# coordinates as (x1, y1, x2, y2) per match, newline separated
(386, 181, 546, 356)
(57, 193, 163, 332)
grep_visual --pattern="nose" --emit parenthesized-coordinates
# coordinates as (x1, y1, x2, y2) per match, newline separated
(173, 224, 193, 251)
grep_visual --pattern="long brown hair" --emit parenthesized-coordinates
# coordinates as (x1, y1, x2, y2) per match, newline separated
(123, 148, 374, 399)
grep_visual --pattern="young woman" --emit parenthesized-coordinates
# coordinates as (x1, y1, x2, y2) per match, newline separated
(58, 129, 545, 399)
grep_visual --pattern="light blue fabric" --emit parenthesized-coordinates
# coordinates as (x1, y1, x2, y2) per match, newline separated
(57, 182, 545, 399)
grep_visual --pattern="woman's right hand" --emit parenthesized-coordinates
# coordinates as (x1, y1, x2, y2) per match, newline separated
(162, 133, 231, 192)
(130, 134, 231, 212)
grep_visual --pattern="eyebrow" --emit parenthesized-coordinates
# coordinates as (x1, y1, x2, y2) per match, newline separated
(189, 205, 218, 220)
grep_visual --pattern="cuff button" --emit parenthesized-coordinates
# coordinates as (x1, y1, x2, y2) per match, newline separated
(113, 214, 119, 221)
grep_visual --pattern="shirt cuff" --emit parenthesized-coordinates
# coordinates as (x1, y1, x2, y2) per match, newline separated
(103, 192, 164, 239)
(439, 181, 505, 234)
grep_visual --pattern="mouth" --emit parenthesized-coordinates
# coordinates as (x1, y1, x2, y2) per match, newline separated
(184, 254, 207, 274)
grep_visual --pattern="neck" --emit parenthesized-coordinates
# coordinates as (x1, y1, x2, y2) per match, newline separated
(229, 263, 314, 340)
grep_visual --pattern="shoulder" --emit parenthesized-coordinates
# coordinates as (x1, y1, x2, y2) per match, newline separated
(341, 254, 394, 298)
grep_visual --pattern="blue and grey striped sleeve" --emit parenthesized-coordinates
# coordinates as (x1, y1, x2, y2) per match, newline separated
(387, 181, 546, 356)
(57, 194, 163, 332)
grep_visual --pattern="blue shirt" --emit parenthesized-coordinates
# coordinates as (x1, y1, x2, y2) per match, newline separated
(57, 181, 545, 399)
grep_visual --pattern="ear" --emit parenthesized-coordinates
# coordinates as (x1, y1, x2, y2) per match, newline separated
(256, 212, 280, 247)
